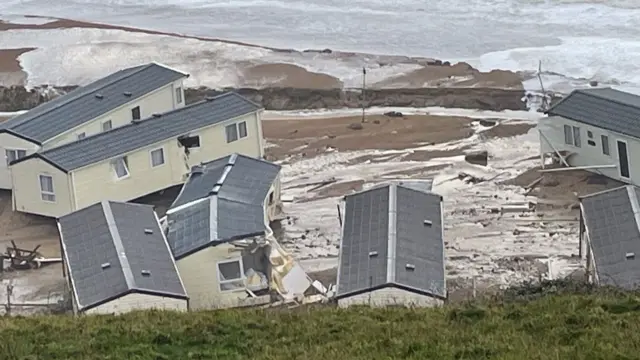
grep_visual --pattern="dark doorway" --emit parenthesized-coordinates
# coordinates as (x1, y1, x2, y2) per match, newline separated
(617, 140, 630, 179)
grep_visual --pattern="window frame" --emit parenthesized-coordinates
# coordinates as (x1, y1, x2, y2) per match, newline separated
(216, 258, 245, 292)
(572, 126, 581, 147)
(102, 120, 113, 132)
(601, 135, 610, 155)
(238, 121, 248, 138)
(225, 123, 239, 143)
(39, 174, 55, 202)
(175, 87, 182, 104)
(563, 125, 573, 145)
(112, 156, 130, 180)
(150, 147, 165, 168)
(131, 106, 141, 121)
(5, 149, 27, 166)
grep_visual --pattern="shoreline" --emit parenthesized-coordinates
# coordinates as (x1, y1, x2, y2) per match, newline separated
(0, 16, 525, 91)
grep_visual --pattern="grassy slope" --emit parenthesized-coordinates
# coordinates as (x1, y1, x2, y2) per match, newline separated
(3, 289, 640, 360)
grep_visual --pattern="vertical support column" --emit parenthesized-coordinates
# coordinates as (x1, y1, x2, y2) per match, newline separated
(578, 208, 583, 259)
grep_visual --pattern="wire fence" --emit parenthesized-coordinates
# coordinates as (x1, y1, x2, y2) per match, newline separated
(0, 283, 68, 316)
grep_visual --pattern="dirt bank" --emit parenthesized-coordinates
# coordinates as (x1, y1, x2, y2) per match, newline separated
(0, 85, 528, 112)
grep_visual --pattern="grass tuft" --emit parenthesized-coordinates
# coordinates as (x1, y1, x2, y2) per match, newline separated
(2, 280, 640, 359)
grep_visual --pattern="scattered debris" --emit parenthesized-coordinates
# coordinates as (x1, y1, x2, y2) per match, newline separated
(384, 111, 403, 117)
(458, 172, 485, 184)
(0, 241, 61, 272)
(464, 150, 489, 166)
(478, 119, 497, 127)
(524, 176, 543, 196)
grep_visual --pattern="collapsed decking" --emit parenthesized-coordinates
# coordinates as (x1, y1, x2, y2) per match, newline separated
(540, 88, 640, 184)
(0, 62, 188, 189)
(163, 153, 285, 309)
(335, 181, 446, 307)
(10, 92, 265, 218)
(579, 185, 640, 289)
(58, 201, 188, 315)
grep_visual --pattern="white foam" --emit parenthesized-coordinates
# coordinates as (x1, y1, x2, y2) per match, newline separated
(264, 107, 539, 121)
(276, 115, 577, 285)
(0, 28, 427, 88)
(472, 36, 640, 94)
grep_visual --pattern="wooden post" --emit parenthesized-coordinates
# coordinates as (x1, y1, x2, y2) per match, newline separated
(578, 209, 584, 259)
(472, 277, 477, 299)
(361, 67, 366, 123)
(585, 242, 592, 283)
(5, 284, 12, 316)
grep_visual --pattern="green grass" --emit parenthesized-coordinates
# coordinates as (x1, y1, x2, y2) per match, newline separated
(3, 281, 640, 360)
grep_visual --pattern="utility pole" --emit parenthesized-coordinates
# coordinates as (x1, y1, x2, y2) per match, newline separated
(361, 66, 366, 123)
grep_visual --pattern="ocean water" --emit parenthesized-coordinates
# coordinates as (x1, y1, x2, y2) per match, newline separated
(1, 0, 640, 92)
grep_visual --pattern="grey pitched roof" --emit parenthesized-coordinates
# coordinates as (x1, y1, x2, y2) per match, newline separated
(1, 63, 187, 144)
(336, 183, 445, 300)
(580, 185, 640, 289)
(58, 201, 187, 312)
(166, 153, 281, 259)
(22, 92, 261, 172)
(546, 88, 640, 140)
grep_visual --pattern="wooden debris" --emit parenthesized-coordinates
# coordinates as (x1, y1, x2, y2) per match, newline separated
(524, 176, 543, 196)
(0, 241, 59, 272)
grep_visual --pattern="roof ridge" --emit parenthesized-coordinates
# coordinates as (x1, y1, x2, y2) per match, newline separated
(387, 184, 398, 284)
(7, 63, 153, 130)
(101, 200, 136, 290)
(38, 95, 229, 157)
(210, 153, 238, 195)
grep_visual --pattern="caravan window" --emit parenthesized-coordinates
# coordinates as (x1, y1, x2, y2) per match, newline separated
(564, 125, 573, 145)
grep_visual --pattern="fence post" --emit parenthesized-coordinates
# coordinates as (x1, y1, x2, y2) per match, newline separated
(5, 284, 13, 316)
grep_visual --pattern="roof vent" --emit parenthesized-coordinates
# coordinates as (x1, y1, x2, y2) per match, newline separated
(405, 264, 416, 271)
(191, 165, 204, 175)
(368, 251, 378, 257)
(626, 252, 636, 260)
(101, 262, 111, 269)
(423, 220, 432, 226)
(123, 91, 132, 97)
(95, 93, 104, 99)
(144, 228, 154, 234)
(204, 96, 216, 101)
(152, 113, 162, 118)
(141, 270, 151, 276)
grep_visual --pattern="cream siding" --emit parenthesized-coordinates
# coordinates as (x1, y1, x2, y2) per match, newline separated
(10, 111, 262, 217)
(539, 116, 638, 183)
(43, 79, 186, 150)
(337, 288, 445, 308)
(11, 157, 72, 217)
(83, 293, 188, 315)
(0, 133, 39, 189)
(264, 174, 283, 222)
(176, 244, 270, 310)
(71, 112, 262, 211)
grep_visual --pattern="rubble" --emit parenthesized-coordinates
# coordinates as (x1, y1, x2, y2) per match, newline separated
(464, 150, 489, 166)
